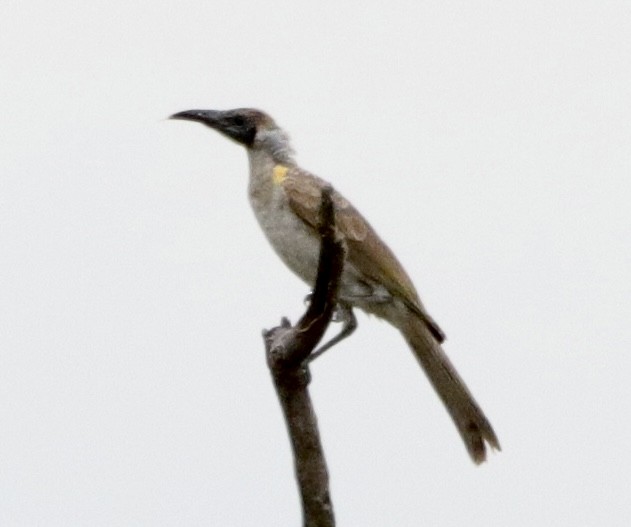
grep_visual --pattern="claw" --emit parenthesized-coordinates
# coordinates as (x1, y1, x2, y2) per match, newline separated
(309, 303, 357, 362)
(331, 305, 347, 323)
(303, 292, 313, 307)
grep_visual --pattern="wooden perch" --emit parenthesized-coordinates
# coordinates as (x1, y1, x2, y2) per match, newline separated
(264, 186, 345, 527)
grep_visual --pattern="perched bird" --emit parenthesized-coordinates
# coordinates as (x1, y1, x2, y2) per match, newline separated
(170, 108, 500, 463)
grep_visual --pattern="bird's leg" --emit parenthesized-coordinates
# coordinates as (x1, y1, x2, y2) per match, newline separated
(309, 302, 357, 362)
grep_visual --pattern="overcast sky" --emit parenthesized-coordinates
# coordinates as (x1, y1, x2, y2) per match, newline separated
(2, 1, 630, 526)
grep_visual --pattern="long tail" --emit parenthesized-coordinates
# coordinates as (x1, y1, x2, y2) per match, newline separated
(395, 312, 500, 463)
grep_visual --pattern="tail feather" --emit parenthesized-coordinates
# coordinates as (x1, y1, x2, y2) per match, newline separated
(396, 313, 500, 463)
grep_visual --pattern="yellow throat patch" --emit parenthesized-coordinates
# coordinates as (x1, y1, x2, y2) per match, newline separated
(272, 164, 289, 185)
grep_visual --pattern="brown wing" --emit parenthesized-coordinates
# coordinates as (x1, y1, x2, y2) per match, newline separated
(281, 167, 446, 342)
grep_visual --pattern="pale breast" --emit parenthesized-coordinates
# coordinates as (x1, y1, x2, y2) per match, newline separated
(248, 163, 321, 285)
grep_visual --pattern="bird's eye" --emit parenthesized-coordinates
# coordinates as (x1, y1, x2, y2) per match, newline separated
(232, 116, 245, 126)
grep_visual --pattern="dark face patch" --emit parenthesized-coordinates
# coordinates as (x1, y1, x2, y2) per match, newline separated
(217, 111, 257, 147)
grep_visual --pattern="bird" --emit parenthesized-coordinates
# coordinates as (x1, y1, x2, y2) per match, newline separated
(170, 108, 500, 463)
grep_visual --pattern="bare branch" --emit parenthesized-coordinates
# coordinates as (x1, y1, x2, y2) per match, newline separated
(264, 186, 344, 527)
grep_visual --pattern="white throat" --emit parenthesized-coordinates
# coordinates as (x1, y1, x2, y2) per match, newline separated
(255, 128, 296, 165)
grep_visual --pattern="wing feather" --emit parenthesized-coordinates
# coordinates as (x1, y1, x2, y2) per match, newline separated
(282, 167, 446, 342)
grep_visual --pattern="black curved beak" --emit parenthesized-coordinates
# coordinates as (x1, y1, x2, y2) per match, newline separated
(170, 108, 257, 147)
(169, 109, 222, 127)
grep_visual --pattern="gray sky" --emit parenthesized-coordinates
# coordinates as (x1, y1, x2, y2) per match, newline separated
(1, 1, 630, 525)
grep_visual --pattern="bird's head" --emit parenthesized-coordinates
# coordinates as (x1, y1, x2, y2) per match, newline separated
(170, 108, 294, 162)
